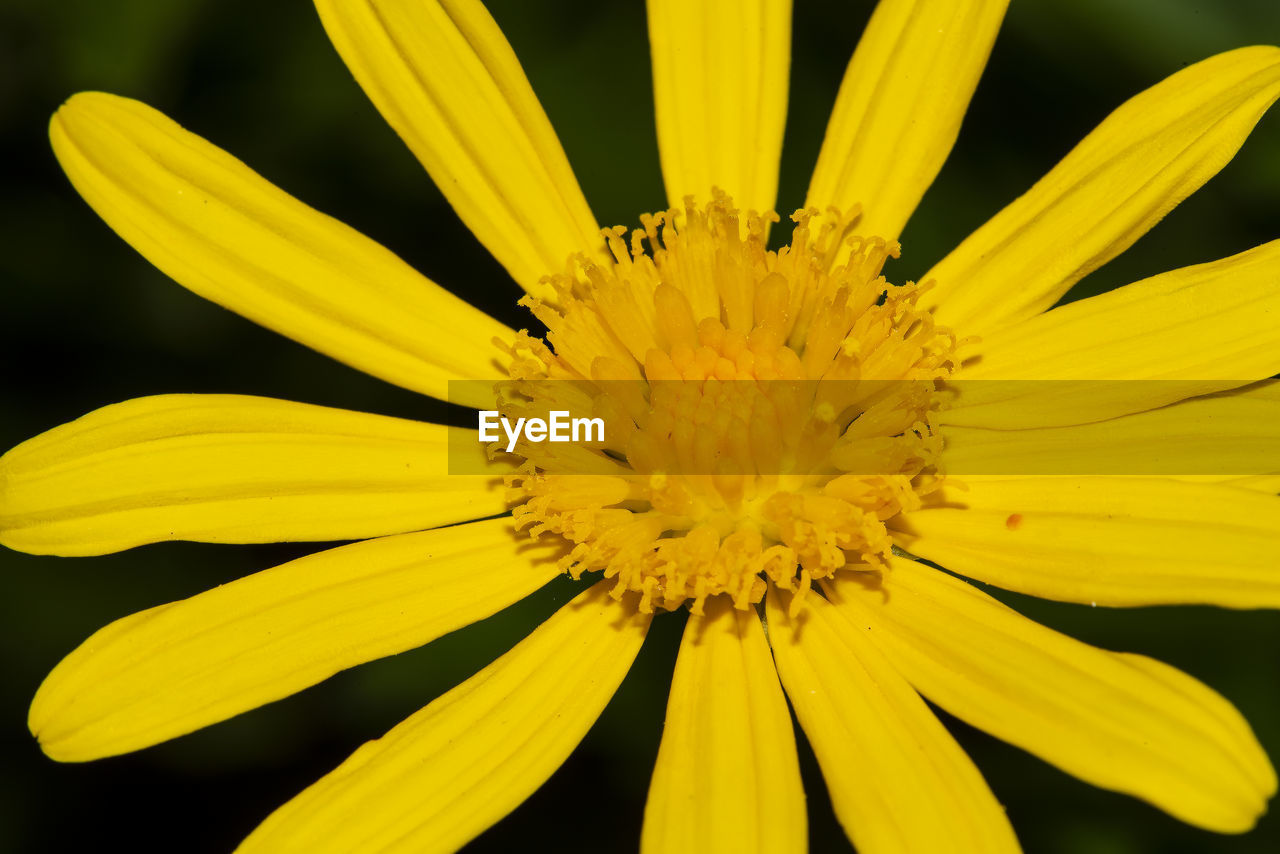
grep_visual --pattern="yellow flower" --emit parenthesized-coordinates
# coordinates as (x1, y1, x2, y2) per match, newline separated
(4, 1, 1280, 852)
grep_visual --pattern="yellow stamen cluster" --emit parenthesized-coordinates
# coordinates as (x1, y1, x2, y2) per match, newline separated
(496, 193, 956, 614)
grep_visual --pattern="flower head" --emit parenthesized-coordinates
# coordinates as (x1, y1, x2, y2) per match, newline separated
(503, 195, 955, 615)
(5, 1, 1280, 852)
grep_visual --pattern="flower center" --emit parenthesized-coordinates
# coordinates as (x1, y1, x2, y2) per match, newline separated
(495, 194, 956, 614)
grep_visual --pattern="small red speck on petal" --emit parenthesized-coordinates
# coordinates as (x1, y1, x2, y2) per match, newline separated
(1006, 513, 1023, 530)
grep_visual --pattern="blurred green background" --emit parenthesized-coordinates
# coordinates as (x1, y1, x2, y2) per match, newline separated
(2, 0, 1279, 851)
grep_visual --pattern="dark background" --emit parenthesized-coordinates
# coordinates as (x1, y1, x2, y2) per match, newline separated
(2, 1, 1280, 851)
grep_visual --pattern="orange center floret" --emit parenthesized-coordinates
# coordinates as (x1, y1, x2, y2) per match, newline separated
(495, 193, 957, 614)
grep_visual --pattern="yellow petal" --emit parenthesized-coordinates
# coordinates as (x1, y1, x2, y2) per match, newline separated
(806, 0, 1009, 245)
(30, 518, 557, 762)
(765, 589, 1020, 854)
(828, 560, 1276, 833)
(962, 242, 1280, 381)
(922, 46, 1280, 336)
(943, 381, 1280, 474)
(642, 597, 804, 854)
(0, 395, 509, 556)
(892, 476, 1280, 608)
(314, 0, 603, 299)
(238, 581, 650, 854)
(648, 0, 791, 213)
(945, 241, 1280, 428)
(51, 92, 508, 404)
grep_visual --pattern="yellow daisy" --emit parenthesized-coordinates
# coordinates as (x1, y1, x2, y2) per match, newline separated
(4, 1, 1280, 852)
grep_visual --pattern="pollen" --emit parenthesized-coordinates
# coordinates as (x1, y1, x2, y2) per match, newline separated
(495, 192, 957, 615)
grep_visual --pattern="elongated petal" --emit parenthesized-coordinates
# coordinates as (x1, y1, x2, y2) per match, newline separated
(961, 242, 1280, 381)
(806, 0, 1008, 245)
(922, 46, 1280, 336)
(766, 589, 1020, 854)
(946, 242, 1280, 427)
(51, 93, 508, 403)
(0, 395, 508, 556)
(239, 581, 650, 854)
(891, 477, 1280, 607)
(30, 519, 557, 762)
(642, 597, 804, 854)
(943, 381, 1280, 474)
(648, 0, 791, 213)
(314, 0, 603, 298)
(827, 560, 1276, 833)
